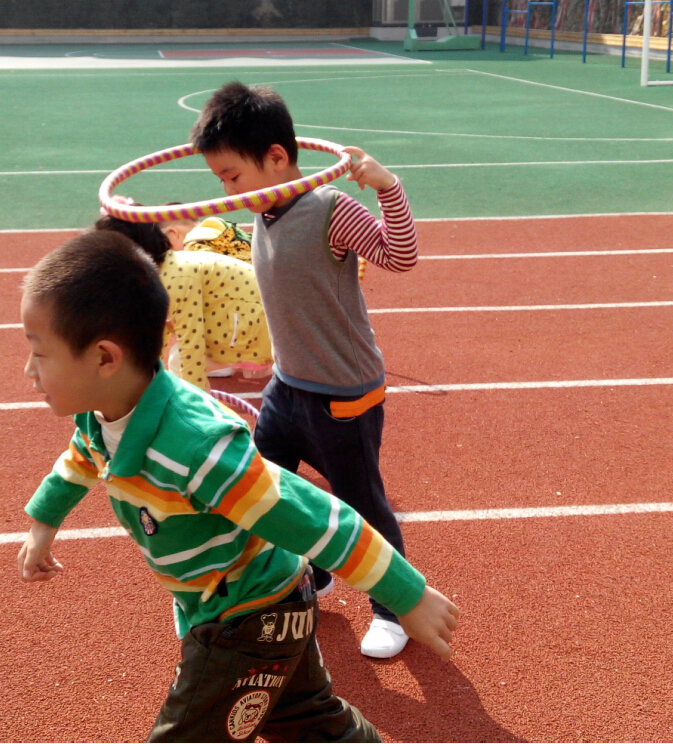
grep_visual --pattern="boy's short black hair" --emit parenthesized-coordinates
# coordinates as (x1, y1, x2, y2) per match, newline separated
(23, 231, 169, 374)
(95, 208, 171, 266)
(190, 81, 298, 167)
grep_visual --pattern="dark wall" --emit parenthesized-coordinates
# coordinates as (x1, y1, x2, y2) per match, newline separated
(0, 0, 372, 29)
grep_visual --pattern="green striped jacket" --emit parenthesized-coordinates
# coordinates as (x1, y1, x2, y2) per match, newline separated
(26, 365, 425, 637)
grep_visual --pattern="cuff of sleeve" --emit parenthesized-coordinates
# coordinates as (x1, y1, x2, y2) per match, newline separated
(25, 501, 67, 529)
(367, 549, 427, 617)
(376, 176, 402, 200)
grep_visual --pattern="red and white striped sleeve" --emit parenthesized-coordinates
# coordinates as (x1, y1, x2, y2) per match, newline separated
(327, 177, 418, 273)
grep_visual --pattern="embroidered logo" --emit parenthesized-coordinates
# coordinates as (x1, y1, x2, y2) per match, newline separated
(275, 608, 314, 642)
(227, 691, 270, 740)
(139, 507, 158, 536)
(258, 613, 277, 642)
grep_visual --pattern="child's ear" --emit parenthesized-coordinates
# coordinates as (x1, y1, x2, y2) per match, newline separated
(96, 340, 124, 379)
(266, 144, 290, 172)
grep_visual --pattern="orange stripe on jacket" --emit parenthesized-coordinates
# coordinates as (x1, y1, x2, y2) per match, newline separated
(212, 452, 273, 521)
(63, 443, 100, 478)
(343, 530, 385, 587)
(335, 521, 374, 579)
(218, 565, 306, 622)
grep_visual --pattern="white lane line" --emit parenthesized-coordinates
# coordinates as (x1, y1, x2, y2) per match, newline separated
(369, 301, 673, 313)
(0, 401, 48, 410)
(1, 526, 127, 544)
(4, 248, 673, 272)
(4, 377, 673, 411)
(386, 378, 673, 392)
(0, 228, 83, 234)
(2, 502, 671, 544)
(464, 68, 673, 113)
(4, 302, 672, 327)
(397, 502, 673, 523)
(419, 249, 673, 259)
(2, 213, 673, 233)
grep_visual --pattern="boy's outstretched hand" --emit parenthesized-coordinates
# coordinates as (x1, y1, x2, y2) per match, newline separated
(344, 147, 396, 192)
(17, 520, 63, 582)
(398, 586, 460, 661)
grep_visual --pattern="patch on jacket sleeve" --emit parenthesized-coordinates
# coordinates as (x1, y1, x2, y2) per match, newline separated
(139, 507, 159, 536)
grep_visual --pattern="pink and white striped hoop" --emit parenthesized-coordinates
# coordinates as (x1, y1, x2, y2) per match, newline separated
(99, 138, 351, 224)
(210, 389, 260, 420)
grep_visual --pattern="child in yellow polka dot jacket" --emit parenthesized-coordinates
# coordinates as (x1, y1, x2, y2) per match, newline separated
(96, 205, 272, 391)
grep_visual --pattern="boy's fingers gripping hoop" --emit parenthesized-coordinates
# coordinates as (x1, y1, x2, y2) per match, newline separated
(99, 138, 352, 224)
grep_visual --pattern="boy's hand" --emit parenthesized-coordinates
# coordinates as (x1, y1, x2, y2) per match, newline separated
(344, 147, 396, 192)
(398, 586, 460, 661)
(17, 521, 63, 582)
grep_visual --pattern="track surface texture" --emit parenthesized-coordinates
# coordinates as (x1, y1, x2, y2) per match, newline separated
(3, 215, 673, 742)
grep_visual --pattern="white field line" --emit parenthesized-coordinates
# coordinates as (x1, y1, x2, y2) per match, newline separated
(387, 159, 673, 167)
(295, 122, 673, 143)
(0, 165, 324, 177)
(416, 212, 673, 222)
(0, 57, 423, 71)
(5, 160, 673, 177)
(0, 324, 21, 329)
(2, 501, 672, 544)
(463, 68, 673, 113)
(4, 377, 673, 410)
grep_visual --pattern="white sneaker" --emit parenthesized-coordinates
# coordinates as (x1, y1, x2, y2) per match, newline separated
(207, 367, 234, 378)
(360, 617, 409, 659)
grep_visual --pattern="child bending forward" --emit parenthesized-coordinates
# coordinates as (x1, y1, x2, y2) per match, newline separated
(96, 210, 272, 390)
(18, 232, 459, 743)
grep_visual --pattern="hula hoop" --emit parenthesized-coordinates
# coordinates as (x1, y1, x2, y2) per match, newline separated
(99, 137, 351, 224)
(210, 389, 260, 420)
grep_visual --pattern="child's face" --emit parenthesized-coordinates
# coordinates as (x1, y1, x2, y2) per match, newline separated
(21, 295, 103, 417)
(204, 147, 286, 214)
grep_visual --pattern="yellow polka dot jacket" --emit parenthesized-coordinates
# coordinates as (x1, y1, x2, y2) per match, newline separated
(160, 249, 272, 391)
(183, 217, 253, 263)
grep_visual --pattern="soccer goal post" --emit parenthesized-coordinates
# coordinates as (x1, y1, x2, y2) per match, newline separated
(640, 0, 673, 85)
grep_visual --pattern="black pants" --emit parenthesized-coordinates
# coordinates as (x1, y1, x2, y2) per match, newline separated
(253, 375, 406, 622)
(149, 572, 381, 743)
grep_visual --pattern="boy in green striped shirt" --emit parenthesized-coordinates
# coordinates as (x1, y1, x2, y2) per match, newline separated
(17, 231, 459, 742)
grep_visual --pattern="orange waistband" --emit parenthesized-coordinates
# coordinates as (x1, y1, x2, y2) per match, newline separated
(329, 384, 386, 419)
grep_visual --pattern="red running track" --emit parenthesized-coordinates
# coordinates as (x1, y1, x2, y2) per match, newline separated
(2, 217, 673, 742)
